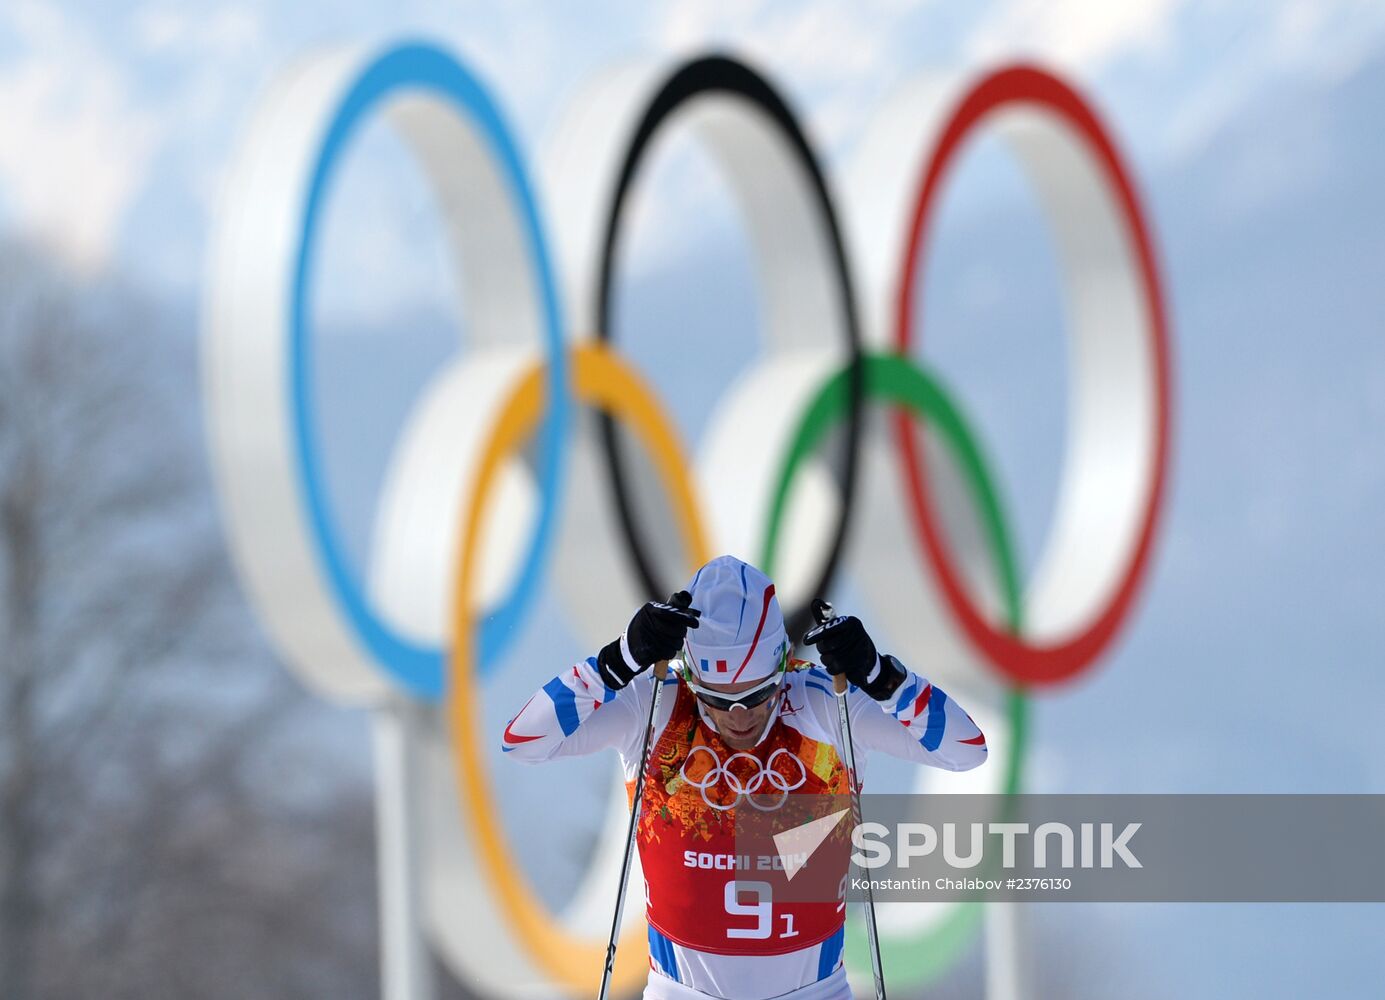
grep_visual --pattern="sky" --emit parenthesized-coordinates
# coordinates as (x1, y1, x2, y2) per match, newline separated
(4, 0, 1385, 289)
(3, 1, 1383, 998)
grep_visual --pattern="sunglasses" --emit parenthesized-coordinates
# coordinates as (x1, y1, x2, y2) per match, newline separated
(678, 641, 788, 713)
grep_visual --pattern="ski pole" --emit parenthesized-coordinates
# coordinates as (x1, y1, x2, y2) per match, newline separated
(597, 657, 670, 1000)
(812, 600, 887, 1000)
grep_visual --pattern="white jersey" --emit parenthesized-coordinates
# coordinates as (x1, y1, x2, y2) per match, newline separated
(503, 656, 987, 1000)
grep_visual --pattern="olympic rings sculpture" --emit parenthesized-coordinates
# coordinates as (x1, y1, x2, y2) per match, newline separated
(205, 38, 1170, 999)
(680, 745, 810, 813)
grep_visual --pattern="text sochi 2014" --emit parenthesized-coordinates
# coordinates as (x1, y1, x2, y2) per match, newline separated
(851, 822, 1142, 870)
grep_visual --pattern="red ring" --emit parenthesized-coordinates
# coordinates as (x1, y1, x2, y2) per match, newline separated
(893, 65, 1172, 686)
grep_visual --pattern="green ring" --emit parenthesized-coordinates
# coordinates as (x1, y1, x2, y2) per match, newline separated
(758, 352, 1029, 987)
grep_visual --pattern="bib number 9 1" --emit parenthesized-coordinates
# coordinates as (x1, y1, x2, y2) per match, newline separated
(724, 880, 799, 940)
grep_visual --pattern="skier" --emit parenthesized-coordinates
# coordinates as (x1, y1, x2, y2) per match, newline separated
(502, 555, 987, 1000)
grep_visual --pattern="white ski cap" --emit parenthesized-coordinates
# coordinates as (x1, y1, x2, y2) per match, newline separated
(683, 555, 788, 685)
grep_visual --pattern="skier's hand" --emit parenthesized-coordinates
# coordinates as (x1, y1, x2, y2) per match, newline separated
(597, 592, 701, 689)
(802, 600, 904, 701)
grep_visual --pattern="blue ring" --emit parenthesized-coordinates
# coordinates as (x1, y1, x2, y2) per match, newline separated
(291, 42, 570, 697)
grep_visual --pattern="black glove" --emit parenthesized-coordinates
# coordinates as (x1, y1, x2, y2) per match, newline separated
(596, 591, 701, 689)
(801, 600, 905, 701)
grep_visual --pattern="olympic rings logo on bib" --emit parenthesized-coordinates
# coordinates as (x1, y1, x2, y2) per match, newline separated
(205, 37, 1170, 1000)
(680, 746, 809, 813)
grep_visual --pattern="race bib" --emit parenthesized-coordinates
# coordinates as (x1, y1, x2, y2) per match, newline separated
(631, 683, 852, 955)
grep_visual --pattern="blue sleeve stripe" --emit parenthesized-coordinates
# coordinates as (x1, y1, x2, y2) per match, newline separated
(894, 677, 919, 717)
(648, 924, 680, 981)
(543, 677, 581, 736)
(804, 679, 833, 697)
(816, 925, 845, 980)
(585, 656, 618, 704)
(922, 688, 948, 751)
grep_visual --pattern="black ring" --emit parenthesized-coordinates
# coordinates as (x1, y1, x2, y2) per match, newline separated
(594, 54, 864, 638)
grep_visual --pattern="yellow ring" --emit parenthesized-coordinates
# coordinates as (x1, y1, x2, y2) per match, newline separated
(448, 342, 711, 994)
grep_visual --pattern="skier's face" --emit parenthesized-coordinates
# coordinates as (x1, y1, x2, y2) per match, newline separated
(697, 677, 779, 750)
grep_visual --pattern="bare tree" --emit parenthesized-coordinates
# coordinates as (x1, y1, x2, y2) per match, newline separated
(0, 241, 231, 996)
(0, 243, 396, 1000)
